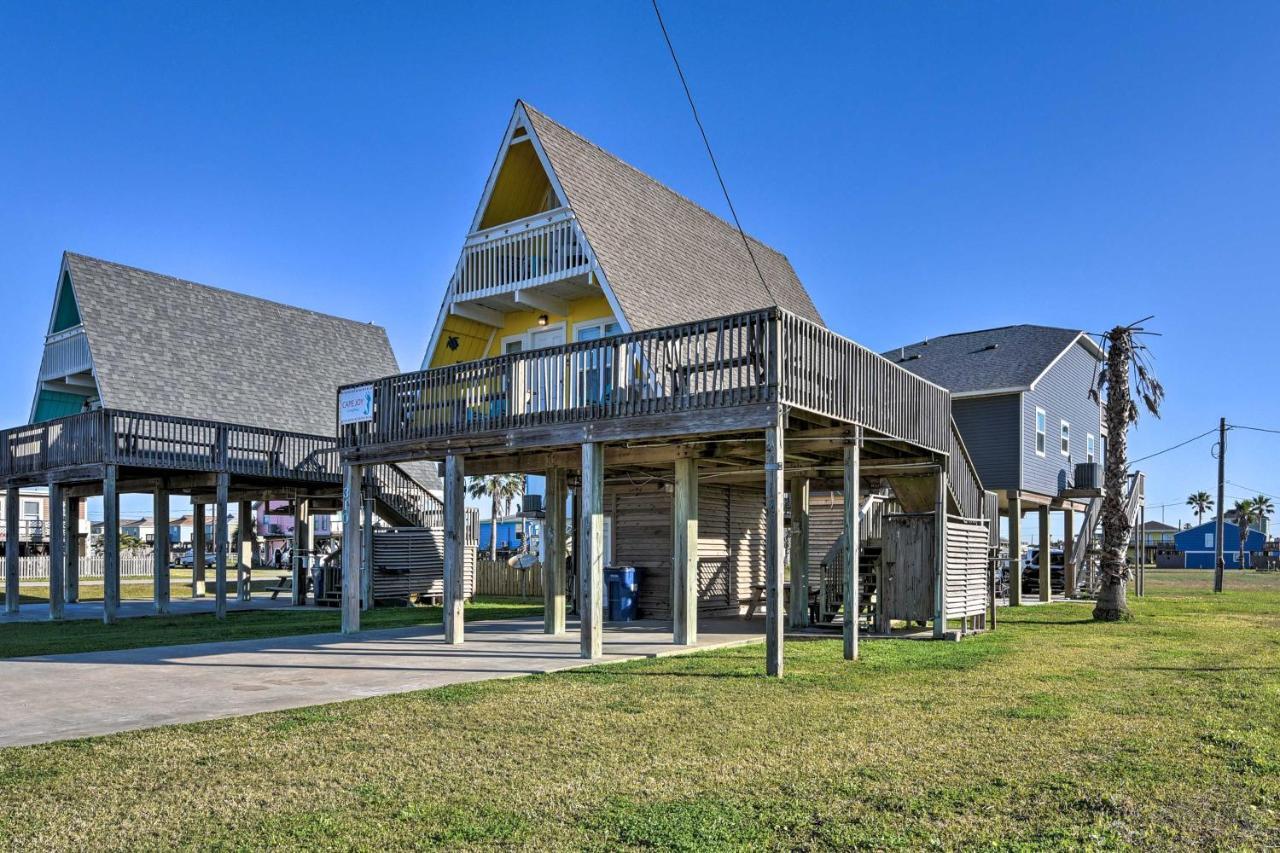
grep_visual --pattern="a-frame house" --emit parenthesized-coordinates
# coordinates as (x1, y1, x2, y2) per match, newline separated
(339, 101, 995, 677)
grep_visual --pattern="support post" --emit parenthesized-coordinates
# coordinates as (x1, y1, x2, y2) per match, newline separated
(1062, 508, 1075, 596)
(1214, 416, 1226, 592)
(341, 463, 363, 634)
(64, 495, 80, 605)
(443, 455, 465, 644)
(103, 467, 121, 623)
(543, 466, 566, 634)
(934, 465, 948, 639)
(580, 442, 604, 659)
(788, 476, 810, 630)
(214, 472, 229, 619)
(293, 497, 311, 605)
(1141, 502, 1152, 594)
(153, 486, 170, 614)
(1008, 492, 1022, 606)
(191, 502, 206, 598)
(237, 500, 253, 602)
(48, 482, 65, 621)
(842, 441, 860, 659)
(673, 456, 699, 645)
(764, 418, 785, 677)
(362, 490, 375, 611)
(1039, 504, 1051, 603)
(4, 486, 18, 615)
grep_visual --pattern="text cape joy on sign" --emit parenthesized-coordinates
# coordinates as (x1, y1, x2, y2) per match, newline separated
(339, 385, 374, 424)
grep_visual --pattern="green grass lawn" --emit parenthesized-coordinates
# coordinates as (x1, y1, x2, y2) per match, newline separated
(0, 570, 1277, 850)
(0, 597, 544, 659)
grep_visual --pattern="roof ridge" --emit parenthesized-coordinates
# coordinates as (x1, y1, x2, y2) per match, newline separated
(894, 323, 1084, 348)
(520, 102, 792, 262)
(64, 252, 390, 333)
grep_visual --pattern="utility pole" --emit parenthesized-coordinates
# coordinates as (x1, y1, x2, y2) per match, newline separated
(1214, 417, 1226, 593)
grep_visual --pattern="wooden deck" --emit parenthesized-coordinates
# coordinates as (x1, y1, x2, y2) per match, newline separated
(339, 307, 983, 519)
(0, 409, 342, 488)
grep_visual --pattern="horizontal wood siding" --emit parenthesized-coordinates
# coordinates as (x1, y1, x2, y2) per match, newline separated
(945, 515, 989, 617)
(952, 395, 1020, 493)
(606, 480, 767, 618)
(369, 527, 476, 601)
(609, 483, 672, 619)
(1022, 341, 1104, 496)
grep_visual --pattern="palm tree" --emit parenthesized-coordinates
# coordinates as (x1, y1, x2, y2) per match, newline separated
(466, 474, 524, 560)
(1252, 494, 1274, 536)
(1233, 499, 1258, 570)
(1090, 319, 1164, 621)
(1186, 491, 1214, 528)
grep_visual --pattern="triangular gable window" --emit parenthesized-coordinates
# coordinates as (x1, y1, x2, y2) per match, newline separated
(51, 271, 81, 332)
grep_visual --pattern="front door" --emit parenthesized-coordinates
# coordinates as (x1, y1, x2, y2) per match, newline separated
(524, 326, 566, 413)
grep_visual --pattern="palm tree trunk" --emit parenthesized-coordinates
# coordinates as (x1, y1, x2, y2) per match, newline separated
(1094, 330, 1134, 621)
(1239, 529, 1247, 571)
(490, 494, 498, 561)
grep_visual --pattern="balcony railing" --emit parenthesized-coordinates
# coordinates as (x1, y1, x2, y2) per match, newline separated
(39, 325, 93, 381)
(340, 308, 953, 457)
(0, 409, 342, 483)
(453, 208, 591, 300)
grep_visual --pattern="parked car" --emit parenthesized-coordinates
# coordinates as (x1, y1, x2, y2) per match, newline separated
(1021, 547, 1065, 594)
(176, 551, 215, 569)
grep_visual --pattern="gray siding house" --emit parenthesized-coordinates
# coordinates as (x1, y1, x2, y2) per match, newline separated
(886, 325, 1106, 601)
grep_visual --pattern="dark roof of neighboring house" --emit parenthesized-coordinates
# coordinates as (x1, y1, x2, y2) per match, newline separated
(1142, 521, 1179, 533)
(62, 253, 443, 494)
(883, 324, 1103, 396)
(523, 103, 823, 331)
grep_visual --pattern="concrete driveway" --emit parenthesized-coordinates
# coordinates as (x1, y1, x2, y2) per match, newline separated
(0, 617, 762, 747)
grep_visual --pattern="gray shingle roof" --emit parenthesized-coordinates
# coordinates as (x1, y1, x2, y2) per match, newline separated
(62, 254, 439, 495)
(884, 325, 1097, 396)
(524, 103, 823, 330)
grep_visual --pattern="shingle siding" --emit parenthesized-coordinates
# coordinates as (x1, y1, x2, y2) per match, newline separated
(952, 395, 1020, 493)
(1021, 341, 1103, 496)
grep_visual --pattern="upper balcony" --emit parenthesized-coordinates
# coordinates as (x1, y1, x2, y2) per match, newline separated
(449, 207, 595, 317)
(39, 324, 93, 383)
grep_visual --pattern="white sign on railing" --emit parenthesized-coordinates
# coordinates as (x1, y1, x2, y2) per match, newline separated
(339, 385, 374, 424)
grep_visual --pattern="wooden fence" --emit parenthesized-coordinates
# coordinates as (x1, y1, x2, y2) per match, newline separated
(475, 558, 544, 598)
(16, 553, 156, 580)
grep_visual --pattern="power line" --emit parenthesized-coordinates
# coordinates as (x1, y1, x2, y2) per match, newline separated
(1226, 480, 1280, 502)
(650, 0, 776, 304)
(1228, 424, 1280, 436)
(1129, 427, 1218, 465)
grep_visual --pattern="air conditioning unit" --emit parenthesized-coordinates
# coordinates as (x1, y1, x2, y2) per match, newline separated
(522, 495, 543, 515)
(1074, 462, 1102, 490)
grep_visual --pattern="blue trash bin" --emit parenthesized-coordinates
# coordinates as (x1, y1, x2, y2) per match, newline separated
(605, 566, 639, 621)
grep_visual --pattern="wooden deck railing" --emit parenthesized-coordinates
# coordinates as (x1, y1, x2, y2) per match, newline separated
(365, 462, 443, 527)
(776, 313, 951, 453)
(0, 409, 342, 483)
(453, 208, 591, 300)
(343, 309, 779, 450)
(340, 307, 953, 457)
(947, 419, 984, 518)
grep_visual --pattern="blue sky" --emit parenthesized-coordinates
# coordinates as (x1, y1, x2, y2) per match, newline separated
(1, 1, 1278, 527)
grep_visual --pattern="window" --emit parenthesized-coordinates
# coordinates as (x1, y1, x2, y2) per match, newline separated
(1060, 420, 1071, 456)
(502, 337, 524, 354)
(22, 501, 39, 517)
(1205, 533, 1214, 548)
(575, 319, 622, 405)
(1087, 433, 1096, 463)
(1035, 408, 1046, 455)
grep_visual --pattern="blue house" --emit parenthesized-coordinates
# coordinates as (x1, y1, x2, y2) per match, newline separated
(888, 325, 1107, 600)
(1174, 520, 1265, 568)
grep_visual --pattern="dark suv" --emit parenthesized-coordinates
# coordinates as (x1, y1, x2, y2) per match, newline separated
(1021, 547, 1066, 595)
